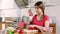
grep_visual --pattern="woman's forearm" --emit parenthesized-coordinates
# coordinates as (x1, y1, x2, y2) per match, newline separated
(35, 25, 43, 29)
(35, 25, 49, 31)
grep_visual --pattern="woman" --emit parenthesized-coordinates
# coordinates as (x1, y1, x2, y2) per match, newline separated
(28, 1, 50, 32)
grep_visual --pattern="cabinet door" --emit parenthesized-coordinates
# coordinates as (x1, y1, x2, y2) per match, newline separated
(5, 23, 8, 29)
(50, 23, 56, 33)
(0, 23, 2, 30)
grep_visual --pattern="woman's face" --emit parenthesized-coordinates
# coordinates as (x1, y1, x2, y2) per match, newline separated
(35, 6, 43, 15)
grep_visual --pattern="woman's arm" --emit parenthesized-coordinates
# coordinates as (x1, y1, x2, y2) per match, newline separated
(27, 18, 33, 25)
(35, 20, 49, 31)
(44, 20, 49, 31)
(28, 20, 49, 31)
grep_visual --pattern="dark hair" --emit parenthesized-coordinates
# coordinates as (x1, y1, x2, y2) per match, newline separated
(34, 1, 45, 10)
(35, 1, 45, 19)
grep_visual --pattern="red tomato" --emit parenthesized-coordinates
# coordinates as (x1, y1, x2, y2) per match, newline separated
(14, 29, 18, 32)
(19, 30, 24, 34)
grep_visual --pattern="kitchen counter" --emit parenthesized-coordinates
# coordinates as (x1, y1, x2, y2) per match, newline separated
(0, 22, 56, 34)
(0, 22, 8, 30)
(0, 22, 18, 30)
(14, 32, 56, 34)
(38, 32, 55, 34)
(13, 29, 56, 34)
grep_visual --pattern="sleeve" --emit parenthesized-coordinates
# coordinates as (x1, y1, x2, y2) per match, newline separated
(44, 15, 49, 21)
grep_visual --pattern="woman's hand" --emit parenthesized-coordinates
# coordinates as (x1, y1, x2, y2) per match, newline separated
(28, 25, 36, 27)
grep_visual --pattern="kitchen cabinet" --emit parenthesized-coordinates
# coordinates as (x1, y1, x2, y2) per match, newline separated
(0, 22, 8, 30)
(0, 23, 2, 30)
(50, 23, 56, 33)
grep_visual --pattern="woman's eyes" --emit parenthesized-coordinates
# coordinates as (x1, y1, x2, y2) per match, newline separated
(35, 7, 40, 10)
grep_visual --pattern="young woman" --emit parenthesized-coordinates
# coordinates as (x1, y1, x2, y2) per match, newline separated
(28, 1, 50, 32)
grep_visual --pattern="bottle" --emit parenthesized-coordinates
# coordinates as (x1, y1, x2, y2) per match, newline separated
(2, 23, 5, 34)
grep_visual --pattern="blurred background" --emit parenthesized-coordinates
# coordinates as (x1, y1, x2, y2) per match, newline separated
(0, 0, 60, 34)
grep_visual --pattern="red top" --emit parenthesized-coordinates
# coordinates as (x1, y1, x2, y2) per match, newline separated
(32, 15, 49, 27)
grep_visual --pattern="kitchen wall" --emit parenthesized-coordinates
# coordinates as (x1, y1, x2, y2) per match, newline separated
(0, 0, 21, 17)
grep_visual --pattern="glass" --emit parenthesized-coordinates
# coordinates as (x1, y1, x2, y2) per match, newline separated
(50, 17, 56, 23)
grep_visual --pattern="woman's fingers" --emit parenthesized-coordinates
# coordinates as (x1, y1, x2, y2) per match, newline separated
(28, 25, 36, 27)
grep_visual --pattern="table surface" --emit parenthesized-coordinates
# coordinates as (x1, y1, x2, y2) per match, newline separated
(14, 32, 56, 34)
(38, 32, 55, 34)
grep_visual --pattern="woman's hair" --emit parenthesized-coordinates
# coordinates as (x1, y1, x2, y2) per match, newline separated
(34, 1, 45, 19)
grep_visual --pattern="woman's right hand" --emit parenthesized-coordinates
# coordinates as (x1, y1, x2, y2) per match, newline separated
(26, 25, 35, 30)
(27, 25, 36, 28)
